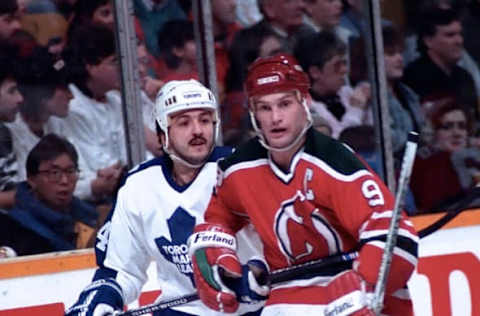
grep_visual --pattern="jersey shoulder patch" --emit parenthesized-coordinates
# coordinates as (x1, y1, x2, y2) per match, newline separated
(218, 137, 267, 171)
(304, 128, 367, 175)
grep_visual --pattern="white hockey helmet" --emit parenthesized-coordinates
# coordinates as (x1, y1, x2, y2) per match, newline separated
(154, 79, 220, 161)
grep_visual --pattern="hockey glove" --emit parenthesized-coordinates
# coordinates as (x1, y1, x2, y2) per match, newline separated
(188, 223, 241, 313)
(223, 258, 270, 304)
(324, 270, 375, 316)
(64, 278, 124, 316)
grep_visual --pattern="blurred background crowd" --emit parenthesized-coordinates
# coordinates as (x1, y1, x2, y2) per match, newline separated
(0, 0, 479, 258)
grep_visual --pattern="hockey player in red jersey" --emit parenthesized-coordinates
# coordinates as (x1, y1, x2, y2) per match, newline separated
(188, 54, 419, 315)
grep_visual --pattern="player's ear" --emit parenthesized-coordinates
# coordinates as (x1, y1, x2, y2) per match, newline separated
(158, 132, 166, 147)
(155, 122, 166, 146)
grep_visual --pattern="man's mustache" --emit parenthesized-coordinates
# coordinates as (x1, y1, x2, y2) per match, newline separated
(189, 137, 207, 145)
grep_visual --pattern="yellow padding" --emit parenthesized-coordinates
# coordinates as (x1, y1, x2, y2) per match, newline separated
(411, 208, 480, 232)
(0, 249, 95, 279)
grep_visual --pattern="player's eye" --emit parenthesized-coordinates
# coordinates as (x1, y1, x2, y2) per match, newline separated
(257, 103, 271, 112)
(279, 100, 292, 108)
(200, 117, 212, 124)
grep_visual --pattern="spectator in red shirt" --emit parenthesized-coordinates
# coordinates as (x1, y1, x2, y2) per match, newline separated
(410, 98, 471, 213)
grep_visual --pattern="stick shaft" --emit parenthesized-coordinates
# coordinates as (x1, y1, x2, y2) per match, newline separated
(372, 132, 418, 314)
(116, 251, 359, 316)
(115, 294, 199, 316)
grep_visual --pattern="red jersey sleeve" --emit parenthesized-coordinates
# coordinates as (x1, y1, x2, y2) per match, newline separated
(323, 169, 418, 294)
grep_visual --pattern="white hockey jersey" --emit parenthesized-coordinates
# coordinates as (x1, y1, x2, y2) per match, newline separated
(93, 147, 263, 315)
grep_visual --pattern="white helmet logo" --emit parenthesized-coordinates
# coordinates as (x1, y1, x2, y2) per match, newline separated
(257, 75, 280, 85)
(183, 92, 202, 99)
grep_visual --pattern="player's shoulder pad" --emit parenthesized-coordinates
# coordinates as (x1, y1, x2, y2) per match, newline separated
(208, 146, 234, 163)
(217, 137, 267, 171)
(116, 156, 166, 189)
(304, 128, 367, 175)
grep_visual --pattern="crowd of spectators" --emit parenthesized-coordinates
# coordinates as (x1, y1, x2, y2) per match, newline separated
(1, 0, 480, 258)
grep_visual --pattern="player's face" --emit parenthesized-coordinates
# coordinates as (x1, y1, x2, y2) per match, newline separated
(435, 109, 467, 153)
(253, 91, 307, 149)
(168, 109, 216, 165)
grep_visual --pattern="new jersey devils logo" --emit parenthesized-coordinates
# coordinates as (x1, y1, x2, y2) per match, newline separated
(274, 191, 342, 264)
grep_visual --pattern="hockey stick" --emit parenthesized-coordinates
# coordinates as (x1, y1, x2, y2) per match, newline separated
(418, 185, 480, 238)
(114, 293, 199, 316)
(372, 131, 419, 315)
(114, 251, 359, 316)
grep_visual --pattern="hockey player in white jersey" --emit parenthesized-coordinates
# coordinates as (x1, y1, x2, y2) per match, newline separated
(65, 79, 266, 316)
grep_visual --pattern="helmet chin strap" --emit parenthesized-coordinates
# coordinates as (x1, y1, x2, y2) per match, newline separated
(162, 125, 217, 169)
(165, 149, 206, 169)
(250, 97, 313, 152)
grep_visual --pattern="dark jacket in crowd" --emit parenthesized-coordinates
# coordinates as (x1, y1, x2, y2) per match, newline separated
(403, 54, 479, 120)
(0, 181, 97, 256)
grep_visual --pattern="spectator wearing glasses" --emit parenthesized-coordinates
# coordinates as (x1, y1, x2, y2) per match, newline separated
(2, 134, 97, 256)
(410, 99, 471, 213)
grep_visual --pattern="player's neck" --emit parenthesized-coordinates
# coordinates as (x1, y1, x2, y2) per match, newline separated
(270, 138, 305, 171)
(172, 163, 199, 186)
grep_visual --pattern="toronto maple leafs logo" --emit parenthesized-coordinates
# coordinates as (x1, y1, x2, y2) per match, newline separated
(155, 207, 196, 285)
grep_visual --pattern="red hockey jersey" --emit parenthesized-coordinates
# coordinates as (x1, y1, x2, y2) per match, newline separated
(205, 128, 418, 314)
